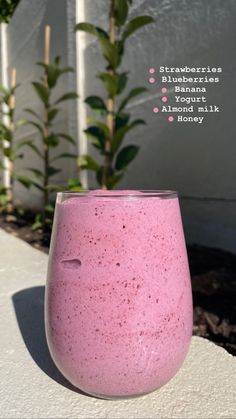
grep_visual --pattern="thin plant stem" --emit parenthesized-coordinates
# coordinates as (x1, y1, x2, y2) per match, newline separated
(42, 25, 51, 230)
(102, 0, 116, 189)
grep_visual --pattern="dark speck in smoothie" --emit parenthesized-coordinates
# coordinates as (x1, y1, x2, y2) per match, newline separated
(61, 259, 82, 269)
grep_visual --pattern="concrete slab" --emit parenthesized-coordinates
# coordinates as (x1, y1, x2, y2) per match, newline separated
(0, 229, 235, 419)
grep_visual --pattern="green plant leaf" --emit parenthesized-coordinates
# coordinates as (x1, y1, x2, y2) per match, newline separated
(119, 87, 147, 111)
(122, 16, 155, 40)
(28, 143, 43, 158)
(32, 218, 43, 231)
(67, 178, 83, 191)
(0, 125, 12, 142)
(87, 119, 110, 137)
(44, 203, 55, 213)
(54, 56, 60, 65)
(96, 27, 110, 39)
(98, 37, 119, 69)
(45, 184, 63, 192)
(3, 147, 13, 159)
(98, 73, 117, 97)
(115, 40, 124, 58)
(0, 85, 19, 106)
(15, 119, 27, 130)
(52, 153, 77, 162)
(48, 166, 61, 177)
(57, 133, 76, 145)
(45, 133, 59, 147)
(0, 85, 9, 96)
(112, 126, 129, 154)
(98, 72, 128, 96)
(9, 108, 14, 120)
(78, 155, 100, 172)
(85, 96, 107, 112)
(15, 175, 32, 189)
(47, 67, 60, 88)
(25, 108, 42, 121)
(16, 140, 43, 158)
(37, 61, 60, 88)
(75, 23, 108, 39)
(0, 85, 18, 106)
(67, 186, 83, 192)
(32, 82, 50, 106)
(27, 168, 44, 178)
(48, 108, 59, 123)
(106, 172, 124, 189)
(114, 0, 129, 26)
(112, 119, 145, 153)
(60, 66, 75, 74)
(84, 126, 105, 150)
(2, 93, 11, 106)
(28, 121, 44, 136)
(115, 145, 139, 170)
(117, 72, 128, 94)
(31, 180, 44, 191)
(54, 92, 78, 104)
(37, 60, 74, 89)
(75, 22, 100, 36)
(130, 118, 146, 127)
(115, 113, 130, 130)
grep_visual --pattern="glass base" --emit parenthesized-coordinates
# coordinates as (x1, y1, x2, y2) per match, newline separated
(85, 388, 157, 400)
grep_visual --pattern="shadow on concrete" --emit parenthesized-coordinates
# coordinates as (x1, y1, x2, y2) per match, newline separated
(12, 286, 91, 397)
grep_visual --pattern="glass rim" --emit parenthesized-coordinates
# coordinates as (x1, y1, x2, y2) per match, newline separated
(57, 190, 178, 200)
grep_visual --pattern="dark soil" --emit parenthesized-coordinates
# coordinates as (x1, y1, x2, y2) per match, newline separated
(0, 211, 51, 252)
(0, 213, 235, 356)
(188, 245, 236, 356)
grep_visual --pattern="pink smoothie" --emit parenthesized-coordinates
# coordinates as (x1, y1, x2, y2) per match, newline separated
(45, 190, 193, 398)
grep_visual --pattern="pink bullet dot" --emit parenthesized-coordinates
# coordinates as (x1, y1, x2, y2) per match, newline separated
(149, 77, 156, 84)
(153, 107, 159, 113)
(162, 96, 168, 102)
(161, 87, 167, 93)
(168, 116, 174, 122)
(149, 68, 155, 74)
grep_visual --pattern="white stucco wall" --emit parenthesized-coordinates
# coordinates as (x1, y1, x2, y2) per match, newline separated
(1, 0, 236, 253)
(83, 0, 236, 253)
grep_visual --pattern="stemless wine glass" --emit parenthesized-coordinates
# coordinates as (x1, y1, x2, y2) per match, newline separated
(45, 190, 193, 399)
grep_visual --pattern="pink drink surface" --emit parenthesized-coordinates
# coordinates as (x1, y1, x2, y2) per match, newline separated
(45, 190, 193, 397)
